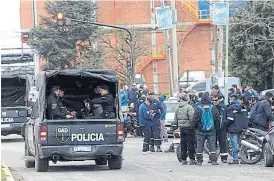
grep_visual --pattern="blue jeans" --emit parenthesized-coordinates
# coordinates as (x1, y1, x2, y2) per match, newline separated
(230, 134, 239, 160)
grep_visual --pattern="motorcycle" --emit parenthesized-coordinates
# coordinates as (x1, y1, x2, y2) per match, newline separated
(239, 128, 266, 164)
(123, 111, 138, 138)
(263, 123, 274, 167)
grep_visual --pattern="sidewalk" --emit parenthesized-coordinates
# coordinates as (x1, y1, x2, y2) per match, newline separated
(2, 163, 15, 181)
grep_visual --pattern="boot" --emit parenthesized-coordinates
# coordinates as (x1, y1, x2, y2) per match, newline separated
(150, 145, 155, 152)
(156, 146, 162, 152)
(212, 161, 219, 165)
(189, 159, 197, 165)
(181, 160, 187, 165)
(221, 155, 228, 163)
(208, 160, 212, 163)
(228, 160, 239, 165)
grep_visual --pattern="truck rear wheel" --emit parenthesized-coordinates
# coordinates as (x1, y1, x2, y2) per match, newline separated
(24, 142, 35, 168)
(95, 158, 107, 165)
(35, 155, 49, 172)
(108, 155, 122, 169)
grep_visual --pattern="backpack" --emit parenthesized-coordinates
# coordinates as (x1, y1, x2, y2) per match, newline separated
(197, 105, 215, 131)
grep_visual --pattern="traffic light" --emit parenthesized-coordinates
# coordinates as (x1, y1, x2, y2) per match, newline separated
(127, 58, 132, 70)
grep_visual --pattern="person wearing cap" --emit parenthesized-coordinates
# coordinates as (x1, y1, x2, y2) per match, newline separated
(90, 85, 115, 118)
(127, 83, 138, 106)
(47, 86, 74, 119)
(148, 92, 164, 152)
(139, 97, 154, 154)
(173, 94, 196, 165)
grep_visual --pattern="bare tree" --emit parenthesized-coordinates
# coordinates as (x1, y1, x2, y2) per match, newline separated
(103, 28, 150, 85)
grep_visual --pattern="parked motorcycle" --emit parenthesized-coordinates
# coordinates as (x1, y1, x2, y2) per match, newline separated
(239, 128, 266, 164)
(123, 112, 138, 138)
(263, 123, 274, 167)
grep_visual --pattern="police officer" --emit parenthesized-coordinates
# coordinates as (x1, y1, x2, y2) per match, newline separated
(47, 86, 74, 119)
(148, 92, 164, 152)
(90, 85, 115, 118)
(135, 92, 147, 136)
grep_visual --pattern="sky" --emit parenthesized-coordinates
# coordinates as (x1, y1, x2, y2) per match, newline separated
(0, 0, 22, 49)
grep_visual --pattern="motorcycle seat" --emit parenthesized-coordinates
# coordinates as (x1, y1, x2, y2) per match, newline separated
(248, 128, 267, 136)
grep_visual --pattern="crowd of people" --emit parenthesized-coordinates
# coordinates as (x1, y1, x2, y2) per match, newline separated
(120, 83, 274, 166)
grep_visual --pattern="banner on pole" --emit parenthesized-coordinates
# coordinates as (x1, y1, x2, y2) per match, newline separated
(213, 2, 229, 25)
(155, 7, 172, 30)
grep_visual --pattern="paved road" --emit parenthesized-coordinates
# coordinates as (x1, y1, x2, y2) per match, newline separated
(2, 135, 274, 181)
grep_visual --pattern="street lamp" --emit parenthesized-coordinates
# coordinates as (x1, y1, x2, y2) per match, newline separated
(55, 14, 136, 84)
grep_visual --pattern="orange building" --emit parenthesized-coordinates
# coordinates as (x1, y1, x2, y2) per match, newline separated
(19, 0, 213, 94)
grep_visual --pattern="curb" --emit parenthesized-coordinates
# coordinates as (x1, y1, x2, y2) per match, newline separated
(2, 163, 15, 181)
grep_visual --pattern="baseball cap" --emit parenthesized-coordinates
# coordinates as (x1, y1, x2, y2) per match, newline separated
(132, 83, 137, 86)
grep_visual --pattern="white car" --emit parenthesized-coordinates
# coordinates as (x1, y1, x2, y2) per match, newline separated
(164, 100, 179, 137)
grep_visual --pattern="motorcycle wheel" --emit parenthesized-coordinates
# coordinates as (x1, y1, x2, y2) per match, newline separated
(264, 143, 274, 167)
(176, 145, 182, 162)
(239, 139, 263, 164)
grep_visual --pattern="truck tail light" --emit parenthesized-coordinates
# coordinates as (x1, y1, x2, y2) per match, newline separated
(40, 125, 47, 141)
(117, 124, 124, 142)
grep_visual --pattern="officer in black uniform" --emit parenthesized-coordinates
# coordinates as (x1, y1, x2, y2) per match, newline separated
(90, 85, 115, 118)
(47, 86, 74, 119)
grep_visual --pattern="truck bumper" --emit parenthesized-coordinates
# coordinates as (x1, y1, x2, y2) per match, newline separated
(38, 144, 124, 159)
(1, 123, 24, 136)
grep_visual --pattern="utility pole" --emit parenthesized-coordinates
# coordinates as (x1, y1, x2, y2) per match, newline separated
(171, 0, 179, 93)
(32, 0, 39, 76)
(160, 0, 174, 97)
(224, 0, 230, 105)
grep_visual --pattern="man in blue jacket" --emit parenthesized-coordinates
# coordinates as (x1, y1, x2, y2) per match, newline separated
(159, 95, 168, 142)
(148, 92, 164, 152)
(139, 98, 154, 154)
(120, 88, 128, 111)
(226, 94, 246, 164)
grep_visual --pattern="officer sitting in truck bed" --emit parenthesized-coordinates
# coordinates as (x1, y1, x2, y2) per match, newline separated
(89, 85, 115, 119)
(47, 86, 75, 119)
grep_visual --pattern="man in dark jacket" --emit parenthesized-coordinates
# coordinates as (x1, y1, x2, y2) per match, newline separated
(251, 92, 274, 131)
(195, 92, 203, 108)
(139, 98, 154, 154)
(226, 94, 247, 164)
(47, 86, 74, 119)
(193, 93, 221, 165)
(128, 83, 138, 106)
(212, 95, 228, 163)
(148, 92, 164, 152)
(90, 85, 115, 118)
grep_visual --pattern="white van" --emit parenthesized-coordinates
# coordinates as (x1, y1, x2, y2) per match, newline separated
(179, 71, 206, 88)
(186, 77, 241, 93)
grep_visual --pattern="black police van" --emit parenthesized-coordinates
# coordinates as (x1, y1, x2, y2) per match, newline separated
(22, 69, 124, 172)
(1, 73, 33, 137)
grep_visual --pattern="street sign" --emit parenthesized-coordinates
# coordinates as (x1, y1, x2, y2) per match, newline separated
(155, 7, 172, 30)
(213, 2, 229, 25)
